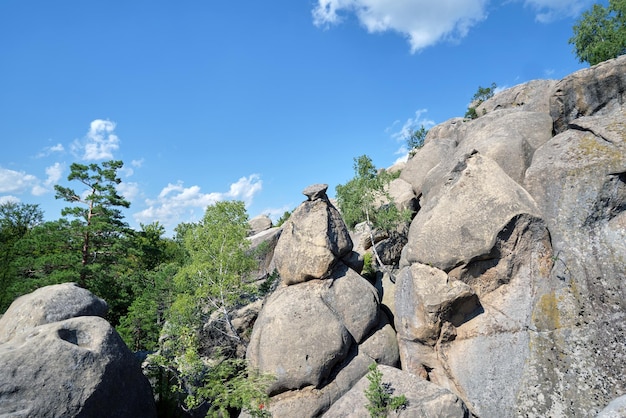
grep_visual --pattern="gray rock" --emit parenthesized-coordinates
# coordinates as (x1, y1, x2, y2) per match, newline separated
(454, 110, 553, 184)
(0, 316, 156, 418)
(303, 183, 329, 201)
(273, 195, 352, 285)
(322, 263, 380, 344)
(323, 365, 470, 418)
(248, 214, 273, 236)
(0, 282, 108, 344)
(246, 280, 353, 394)
(247, 226, 282, 282)
(395, 263, 477, 346)
(597, 395, 626, 418)
(400, 135, 458, 197)
(402, 151, 540, 271)
(551, 54, 626, 134)
(476, 79, 558, 115)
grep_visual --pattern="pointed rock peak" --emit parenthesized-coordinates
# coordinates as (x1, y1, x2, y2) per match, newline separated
(303, 183, 329, 201)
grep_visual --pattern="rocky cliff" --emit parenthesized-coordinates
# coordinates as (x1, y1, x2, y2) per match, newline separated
(247, 55, 626, 417)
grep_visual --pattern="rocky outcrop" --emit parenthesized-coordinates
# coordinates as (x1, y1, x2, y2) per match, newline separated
(395, 55, 626, 417)
(0, 283, 156, 418)
(323, 365, 470, 418)
(246, 185, 400, 417)
(0, 282, 108, 344)
(550, 55, 626, 134)
(248, 214, 273, 236)
(273, 184, 353, 285)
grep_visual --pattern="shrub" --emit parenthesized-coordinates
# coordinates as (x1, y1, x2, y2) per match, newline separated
(364, 363, 408, 417)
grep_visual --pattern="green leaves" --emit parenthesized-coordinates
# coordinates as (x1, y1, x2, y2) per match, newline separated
(153, 201, 271, 416)
(364, 363, 408, 418)
(464, 82, 497, 119)
(336, 155, 409, 232)
(569, 0, 626, 65)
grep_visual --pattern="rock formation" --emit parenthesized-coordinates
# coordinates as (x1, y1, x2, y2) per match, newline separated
(395, 55, 626, 417)
(249, 55, 625, 417)
(246, 184, 408, 417)
(0, 283, 156, 418)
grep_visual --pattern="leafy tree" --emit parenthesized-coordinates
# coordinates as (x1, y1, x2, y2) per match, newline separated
(336, 155, 411, 272)
(0, 202, 44, 311)
(3, 219, 85, 311)
(570, 0, 626, 65)
(117, 262, 178, 351)
(464, 82, 497, 119)
(174, 200, 258, 343)
(151, 201, 271, 416)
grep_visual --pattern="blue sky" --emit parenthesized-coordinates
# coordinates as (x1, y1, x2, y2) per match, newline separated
(0, 0, 600, 235)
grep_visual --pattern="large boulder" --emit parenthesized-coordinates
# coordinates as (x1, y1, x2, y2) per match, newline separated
(247, 280, 352, 394)
(0, 285, 156, 418)
(0, 282, 107, 344)
(323, 365, 470, 418)
(247, 263, 382, 395)
(248, 214, 273, 236)
(401, 150, 541, 271)
(273, 184, 353, 285)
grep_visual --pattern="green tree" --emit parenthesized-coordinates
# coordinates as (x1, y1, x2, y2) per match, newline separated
(464, 82, 497, 119)
(54, 161, 131, 285)
(336, 155, 410, 272)
(406, 125, 428, 157)
(53, 160, 133, 323)
(117, 262, 178, 351)
(570, 0, 626, 65)
(0, 202, 44, 311)
(364, 363, 407, 418)
(151, 201, 270, 416)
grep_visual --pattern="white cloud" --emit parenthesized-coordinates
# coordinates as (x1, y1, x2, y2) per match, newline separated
(36, 143, 65, 158)
(0, 167, 39, 194)
(72, 119, 120, 161)
(131, 159, 144, 168)
(521, 0, 595, 22)
(0, 195, 19, 205)
(134, 175, 263, 233)
(0, 164, 61, 198)
(388, 109, 436, 162)
(117, 181, 140, 203)
(312, 0, 489, 52)
(44, 162, 64, 187)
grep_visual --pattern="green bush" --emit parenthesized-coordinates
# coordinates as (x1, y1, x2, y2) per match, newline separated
(364, 363, 408, 417)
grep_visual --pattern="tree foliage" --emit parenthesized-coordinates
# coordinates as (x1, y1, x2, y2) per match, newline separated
(570, 0, 626, 65)
(364, 363, 408, 418)
(406, 125, 428, 152)
(54, 160, 131, 287)
(0, 202, 44, 310)
(464, 82, 497, 119)
(336, 155, 410, 274)
(150, 201, 271, 417)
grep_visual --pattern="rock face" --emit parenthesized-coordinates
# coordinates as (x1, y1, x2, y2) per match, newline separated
(246, 185, 400, 417)
(396, 55, 626, 417)
(0, 283, 156, 418)
(323, 365, 470, 418)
